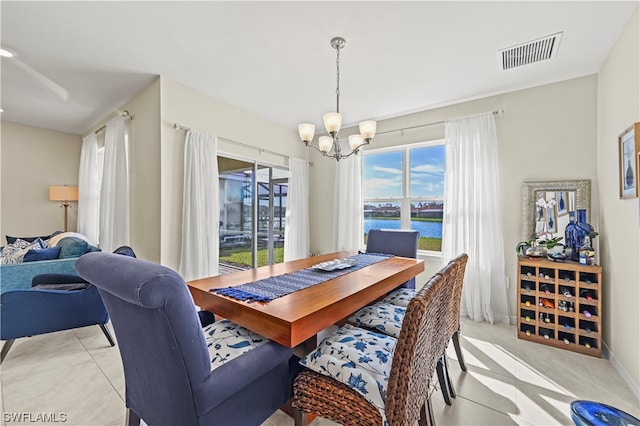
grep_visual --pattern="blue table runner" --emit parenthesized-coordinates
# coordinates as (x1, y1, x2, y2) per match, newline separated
(213, 253, 392, 302)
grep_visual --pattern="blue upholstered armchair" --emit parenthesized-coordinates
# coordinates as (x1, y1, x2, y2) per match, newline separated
(75, 252, 296, 426)
(1, 273, 114, 363)
(366, 228, 419, 288)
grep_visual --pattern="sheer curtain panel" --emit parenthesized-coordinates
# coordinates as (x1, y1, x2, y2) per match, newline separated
(179, 129, 220, 281)
(77, 133, 100, 245)
(334, 152, 363, 251)
(284, 157, 309, 261)
(99, 115, 129, 253)
(442, 112, 508, 324)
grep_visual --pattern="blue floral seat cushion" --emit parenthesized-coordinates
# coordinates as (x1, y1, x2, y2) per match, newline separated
(203, 319, 268, 370)
(380, 288, 417, 307)
(299, 324, 397, 424)
(348, 302, 406, 338)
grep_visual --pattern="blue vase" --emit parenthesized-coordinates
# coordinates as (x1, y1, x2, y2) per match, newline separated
(572, 209, 595, 261)
(564, 211, 576, 258)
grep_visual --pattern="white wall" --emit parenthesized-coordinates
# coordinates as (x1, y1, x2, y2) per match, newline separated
(158, 77, 308, 271)
(84, 78, 162, 262)
(596, 6, 640, 395)
(310, 75, 599, 301)
(0, 122, 82, 240)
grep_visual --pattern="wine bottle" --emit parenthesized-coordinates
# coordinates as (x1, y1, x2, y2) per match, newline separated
(580, 289, 594, 301)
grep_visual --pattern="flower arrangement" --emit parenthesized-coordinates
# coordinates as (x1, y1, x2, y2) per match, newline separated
(515, 197, 565, 257)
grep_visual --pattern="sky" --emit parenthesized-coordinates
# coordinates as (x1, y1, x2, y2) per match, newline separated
(363, 145, 445, 200)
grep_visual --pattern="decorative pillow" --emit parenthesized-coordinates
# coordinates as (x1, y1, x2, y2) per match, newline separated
(0, 239, 45, 264)
(56, 237, 91, 259)
(299, 324, 397, 424)
(348, 303, 406, 338)
(6, 234, 52, 245)
(23, 246, 61, 262)
(203, 319, 268, 370)
(380, 288, 417, 307)
(48, 232, 94, 248)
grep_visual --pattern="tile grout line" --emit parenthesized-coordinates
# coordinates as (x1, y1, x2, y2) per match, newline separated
(73, 329, 125, 403)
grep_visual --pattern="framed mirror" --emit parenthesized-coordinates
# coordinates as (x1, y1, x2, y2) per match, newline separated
(521, 179, 591, 240)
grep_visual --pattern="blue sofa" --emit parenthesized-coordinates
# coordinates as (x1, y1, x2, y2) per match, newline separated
(0, 258, 77, 293)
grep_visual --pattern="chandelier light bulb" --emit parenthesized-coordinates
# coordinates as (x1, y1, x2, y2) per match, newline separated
(323, 112, 342, 134)
(359, 120, 377, 140)
(298, 123, 315, 143)
(349, 134, 364, 151)
(318, 136, 333, 153)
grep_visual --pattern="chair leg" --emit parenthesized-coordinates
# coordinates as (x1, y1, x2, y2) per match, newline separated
(443, 354, 456, 398)
(99, 324, 116, 347)
(126, 408, 140, 426)
(293, 408, 309, 426)
(419, 402, 429, 426)
(452, 330, 467, 371)
(1, 339, 15, 364)
(426, 396, 436, 426)
(436, 356, 452, 405)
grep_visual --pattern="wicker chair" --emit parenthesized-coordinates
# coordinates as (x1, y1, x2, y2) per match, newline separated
(346, 255, 468, 406)
(445, 254, 469, 368)
(435, 253, 469, 403)
(293, 271, 451, 426)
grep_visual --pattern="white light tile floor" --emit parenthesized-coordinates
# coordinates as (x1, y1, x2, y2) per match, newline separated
(1, 320, 638, 425)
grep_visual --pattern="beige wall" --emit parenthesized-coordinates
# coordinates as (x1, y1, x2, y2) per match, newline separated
(597, 6, 640, 394)
(158, 77, 308, 271)
(0, 122, 82, 240)
(310, 75, 599, 305)
(84, 78, 162, 262)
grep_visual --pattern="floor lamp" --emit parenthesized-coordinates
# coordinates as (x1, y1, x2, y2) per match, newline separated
(49, 185, 79, 232)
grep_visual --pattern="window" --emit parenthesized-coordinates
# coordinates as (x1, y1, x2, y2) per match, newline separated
(218, 155, 289, 271)
(362, 141, 445, 252)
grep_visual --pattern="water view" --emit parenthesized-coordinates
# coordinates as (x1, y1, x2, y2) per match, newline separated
(364, 218, 443, 238)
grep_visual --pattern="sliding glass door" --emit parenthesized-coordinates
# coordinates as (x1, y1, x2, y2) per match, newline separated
(218, 155, 288, 271)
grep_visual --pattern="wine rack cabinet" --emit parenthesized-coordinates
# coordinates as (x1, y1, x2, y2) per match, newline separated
(517, 256, 602, 357)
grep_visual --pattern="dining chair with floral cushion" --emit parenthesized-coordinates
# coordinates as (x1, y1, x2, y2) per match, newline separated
(292, 271, 450, 426)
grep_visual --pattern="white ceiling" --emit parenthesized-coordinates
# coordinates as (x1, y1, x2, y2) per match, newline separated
(1, 1, 638, 136)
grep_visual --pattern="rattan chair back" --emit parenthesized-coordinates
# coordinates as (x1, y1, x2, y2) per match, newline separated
(385, 270, 452, 425)
(444, 253, 468, 337)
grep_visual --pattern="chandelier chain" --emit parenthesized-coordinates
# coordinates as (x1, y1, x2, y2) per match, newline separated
(336, 47, 340, 113)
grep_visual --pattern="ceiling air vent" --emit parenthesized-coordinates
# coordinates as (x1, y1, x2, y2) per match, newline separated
(499, 32, 563, 70)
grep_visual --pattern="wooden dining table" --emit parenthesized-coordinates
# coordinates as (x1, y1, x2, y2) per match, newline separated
(187, 251, 424, 353)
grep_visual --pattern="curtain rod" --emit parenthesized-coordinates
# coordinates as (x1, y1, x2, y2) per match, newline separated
(173, 123, 290, 163)
(94, 110, 133, 135)
(376, 108, 504, 136)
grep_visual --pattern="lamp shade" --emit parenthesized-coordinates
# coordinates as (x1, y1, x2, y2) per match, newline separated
(318, 136, 333, 153)
(323, 112, 342, 134)
(298, 123, 316, 142)
(349, 134, 364, 151)
(49, 185, 78, 202)
(359, 120, 377, 139)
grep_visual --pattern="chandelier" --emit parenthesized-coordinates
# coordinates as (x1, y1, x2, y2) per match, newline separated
(298, 37, 377, 161)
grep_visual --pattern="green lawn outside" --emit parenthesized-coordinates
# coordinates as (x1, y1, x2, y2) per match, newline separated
(220, 246, 284, 267)
(220, 236, 441, 267)
(419, 237, 442, 251)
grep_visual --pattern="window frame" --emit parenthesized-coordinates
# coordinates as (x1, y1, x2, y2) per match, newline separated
(362, 139, 445, 255)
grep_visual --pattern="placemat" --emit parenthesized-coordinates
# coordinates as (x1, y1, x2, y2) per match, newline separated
(213, 253, 392, 302)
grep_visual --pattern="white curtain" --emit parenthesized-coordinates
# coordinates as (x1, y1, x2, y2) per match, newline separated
(284, 157, 310, 261)
(334, 152, 363, 251)
(442, 112, 508, 324)
(179, 129, 219, 281)
(99, 115, 129, 253)
(77, 133, 100, 244)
